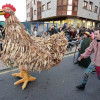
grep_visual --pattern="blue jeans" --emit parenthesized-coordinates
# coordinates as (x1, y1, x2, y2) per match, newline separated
(75, 52, 80, 63)
(82, 62, 96, 84)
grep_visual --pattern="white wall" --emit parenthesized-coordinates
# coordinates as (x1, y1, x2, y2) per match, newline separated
(42, 0, 57, 18)
(77, 0, 100, 20)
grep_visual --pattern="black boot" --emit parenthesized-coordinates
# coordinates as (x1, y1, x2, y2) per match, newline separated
(76, 83, 86, 90)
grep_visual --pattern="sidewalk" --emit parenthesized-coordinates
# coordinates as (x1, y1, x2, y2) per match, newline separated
(65, 45, 78, 55)
(0, 60, 10, 71)
(0, 46, 78, 72)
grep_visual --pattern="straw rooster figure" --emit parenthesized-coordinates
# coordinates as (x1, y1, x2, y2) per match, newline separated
(0, 4, 68, 90)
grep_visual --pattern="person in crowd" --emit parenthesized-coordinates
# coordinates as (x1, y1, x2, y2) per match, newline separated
(31, 26, 37, 37)
(78, 31, 91, 68)
(74, 33, 84, 64)
(79, 27, 82, 37)
(76, 27, 100, 90)
(64, 24, 70, 36)
(73, 28, 77, 38)
(87, 27, 91, 34)
(77, 27, 80, 34)
(91, 30, 94, 41)
(42, 31, 50, 38)
(57, 26, 63, 32)
(50, 25, 57, 36)
(62, 23, 67, 30)
(47, 27, 52, 35)
(65, 33, 70, 41)
(85, 28, 88, 32)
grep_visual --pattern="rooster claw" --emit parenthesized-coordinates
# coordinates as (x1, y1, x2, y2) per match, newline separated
(12, 71, 36, 90)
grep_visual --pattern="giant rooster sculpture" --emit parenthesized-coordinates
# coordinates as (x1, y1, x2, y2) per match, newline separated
(0, 4, 68, 90)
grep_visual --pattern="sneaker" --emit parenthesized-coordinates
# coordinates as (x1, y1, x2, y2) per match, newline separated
(76, 84, 85, 90)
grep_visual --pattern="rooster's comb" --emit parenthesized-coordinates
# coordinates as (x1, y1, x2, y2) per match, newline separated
(2, 4, 16, 12)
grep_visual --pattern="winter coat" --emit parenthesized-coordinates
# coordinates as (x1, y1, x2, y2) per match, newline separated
(81, 40, 100, 67)
(78, 38, 91, 68)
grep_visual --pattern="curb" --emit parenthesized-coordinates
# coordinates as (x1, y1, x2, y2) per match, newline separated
(64, 50, 78, 56)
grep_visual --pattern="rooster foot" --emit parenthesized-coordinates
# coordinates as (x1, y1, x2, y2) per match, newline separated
(12, 70, 36, 90)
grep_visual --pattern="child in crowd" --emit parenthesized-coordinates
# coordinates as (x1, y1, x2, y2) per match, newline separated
(76, 26, 100, 90)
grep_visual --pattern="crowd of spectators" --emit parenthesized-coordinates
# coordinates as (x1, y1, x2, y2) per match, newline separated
(31, 23, 95, 52)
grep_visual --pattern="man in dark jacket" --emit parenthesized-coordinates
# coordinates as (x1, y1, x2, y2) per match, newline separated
(50, 25, 57, 36)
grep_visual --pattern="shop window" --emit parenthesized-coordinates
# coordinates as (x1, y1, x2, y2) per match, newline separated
(34, 10, 36, 15)
(89, 2, 93, 11)
(94, 6, 98, 13)
(47, 2, 51, 10)
(83, 1, 88, 9)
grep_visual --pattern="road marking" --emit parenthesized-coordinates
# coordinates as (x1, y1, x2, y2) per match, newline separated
(0, 68, 18, 75)
(64, 53, 74, 58)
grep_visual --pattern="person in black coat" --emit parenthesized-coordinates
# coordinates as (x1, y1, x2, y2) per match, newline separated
(50, 25, 57, 36)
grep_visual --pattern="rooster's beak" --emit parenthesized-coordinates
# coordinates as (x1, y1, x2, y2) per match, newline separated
(0, 9, 5, 15)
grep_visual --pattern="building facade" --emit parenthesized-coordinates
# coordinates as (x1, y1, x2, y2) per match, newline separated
(26, 0, 100, 28)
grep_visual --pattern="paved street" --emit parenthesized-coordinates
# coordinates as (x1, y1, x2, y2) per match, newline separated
(0, 54, 100, 100)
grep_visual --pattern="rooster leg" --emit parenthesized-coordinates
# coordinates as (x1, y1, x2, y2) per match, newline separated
(12, 70, 36, 90)
(12, 71, 24, 78)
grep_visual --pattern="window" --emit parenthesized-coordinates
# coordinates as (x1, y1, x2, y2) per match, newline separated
(73, 6, 77, 11)
(94, 6, 98, 13)
(67, 6, 72, 10)
(89, 2, 93, 11)
(83, 1, 88, 9)
(27, 13, 28, 17)
(47, 2, 51, 10)
(27, 13, 30, 17)
(67, 11, 72, 15)
(63, 0, 67, 5)
(42, 5, 45, 11)
(57, 0, 62, 6)
(67, 0, 72, 15)
(68, 0, 72, 5)
(62, 6, 67, 11)
(74, 0, 78, 6)
(57, 6, 61, 11)
(34, 10, 36, 15)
